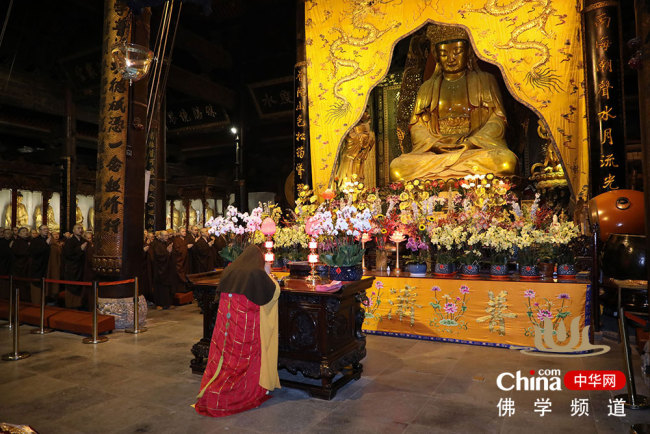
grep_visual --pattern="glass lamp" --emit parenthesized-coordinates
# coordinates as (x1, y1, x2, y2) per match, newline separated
(111, 43, 154, 85)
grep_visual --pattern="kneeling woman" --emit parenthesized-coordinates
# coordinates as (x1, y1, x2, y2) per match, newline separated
(194, 245, 280, 417)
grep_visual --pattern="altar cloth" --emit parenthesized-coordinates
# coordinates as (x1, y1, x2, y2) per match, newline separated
(361, 275, 590, 349)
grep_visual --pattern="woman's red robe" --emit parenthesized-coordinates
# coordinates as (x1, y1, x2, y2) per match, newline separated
(194, 292, 270, 417)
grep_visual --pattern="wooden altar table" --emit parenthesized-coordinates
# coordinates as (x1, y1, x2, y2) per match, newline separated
(186, 270, 374, 400)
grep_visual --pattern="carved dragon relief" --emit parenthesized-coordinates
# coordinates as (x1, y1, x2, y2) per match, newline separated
(327, 0, 401, 121)
(462, 0, 562, 92)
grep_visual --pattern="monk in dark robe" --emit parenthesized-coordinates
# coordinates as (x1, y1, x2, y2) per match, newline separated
(28, 225, 51, 303)
(150, 230, 173, 309)
(46, 231, 62, 302)
(185, 226, 197, 273)
(62, 224, 87, 309)
(82, 232, 95, 282)
(194, 245, 280, 417)
(0, 229, 12, 299)
(141, 231, 154, 302)
(11, 227, 31, 302)
(171, 229, 190, 293)
(192, 228, 213, 273)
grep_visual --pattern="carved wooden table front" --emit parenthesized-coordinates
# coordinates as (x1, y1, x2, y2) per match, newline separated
(278, 277, 374, 399)
(186, 271, 374, 400)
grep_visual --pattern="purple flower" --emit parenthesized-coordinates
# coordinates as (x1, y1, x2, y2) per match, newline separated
(460, 285, 470, 294)
(534, 302, 539, 307)
(524, 289, 536, 299)
(444, 302, 458, 314)
(375, 281, 384, 289)
(456, 296, 461, 301)
(431, 285, 441, 292)
(557, 293, 570, 300)
(536, 309, 553, 322)
(405, 237, 419, 252)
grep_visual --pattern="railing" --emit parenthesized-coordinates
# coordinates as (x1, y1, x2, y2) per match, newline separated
(0, 274, 144, 360)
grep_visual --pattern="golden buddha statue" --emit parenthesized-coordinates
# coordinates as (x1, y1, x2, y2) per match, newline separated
(389, 27, 518, 181)
(188, 205, 198, 226)
(168, 204, 183, 229)
(336, 109, 376, 183)
(75, 199, 84, 228)
(87, 207, 95, 230)
(35, 205, 59, 231)
(205, 205, 215, 222)
(4, 194, 29, 228)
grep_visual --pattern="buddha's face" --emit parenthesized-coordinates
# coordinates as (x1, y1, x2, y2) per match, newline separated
(435, 40, 468, 75)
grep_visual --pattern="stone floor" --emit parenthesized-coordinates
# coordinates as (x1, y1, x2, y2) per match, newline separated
(1, 303, 649, 434)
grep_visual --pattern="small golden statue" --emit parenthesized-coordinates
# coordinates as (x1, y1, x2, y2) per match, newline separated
(530, 120, 567, 189)
(335, 108, 376, 182)
(4, 193, 29, 228)
(35, 205, 59, 231)
(87, 207, 95, 230)
(205, 205, 215, 222)
(188, 205, 198, 226)
(76, 198, 84, 228)
(390, 26, 518, 181)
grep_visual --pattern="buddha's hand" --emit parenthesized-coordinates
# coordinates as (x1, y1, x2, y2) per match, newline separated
(432, 136, 468, 153)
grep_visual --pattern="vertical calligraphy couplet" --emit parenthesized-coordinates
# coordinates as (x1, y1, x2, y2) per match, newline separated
(294, 62, 311, 196)
(93, 0, 130, 275)
(582, 0, 627, 194)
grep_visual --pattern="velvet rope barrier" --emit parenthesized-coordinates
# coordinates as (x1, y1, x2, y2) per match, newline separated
(82, 281, 108, 345)
(98, 279, 136, 286)
(43, 278, 93, 286)
(31, 277, 53, 335)
(125, 277, 146, 334)
(2, 278, 30, 361)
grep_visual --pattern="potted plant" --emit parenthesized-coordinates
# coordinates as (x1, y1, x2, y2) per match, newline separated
(515, 226, 543, 279)
(207, 205, 265, 264)
(553, 227, 581, 279)
(458, 249, 482, 277)
(319, 243, 365, 280)
(517, 245, 539, 279)
(404, 236, 429, 277)
(429, 224, 462, 275)
(483, 226, 514, 279)
(309, 205, 373, 281)
(536, 242, 555, 278)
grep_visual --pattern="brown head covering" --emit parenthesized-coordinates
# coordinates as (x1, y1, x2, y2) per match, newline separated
(218, 245, 276, 306)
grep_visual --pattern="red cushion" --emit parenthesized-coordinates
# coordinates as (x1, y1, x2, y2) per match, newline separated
(48, 311, 115, 335)
(174, 291, 194, 305)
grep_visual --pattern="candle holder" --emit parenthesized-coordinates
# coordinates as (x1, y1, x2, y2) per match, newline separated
(261, 217, 277, 274)
(390, 231, 405, 275)
(361, 233, 371, 271)
(306, 239, 320, 286)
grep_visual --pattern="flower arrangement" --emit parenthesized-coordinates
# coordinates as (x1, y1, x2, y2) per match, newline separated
(273, 224, 310, 262)
(404, 236, 429, 265)
(207, 205, 265, 262)
(310, 205, 373, 267)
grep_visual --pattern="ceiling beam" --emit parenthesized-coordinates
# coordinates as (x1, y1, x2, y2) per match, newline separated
(167, 65, 237, 111)
(0, 70, 98, 124)
(175, 29, 232, 70)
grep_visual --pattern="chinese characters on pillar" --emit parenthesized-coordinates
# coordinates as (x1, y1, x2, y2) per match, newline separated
(93, 0, 130, 274)
(584, 3, 626, 194)
(294, 63, 311, 192)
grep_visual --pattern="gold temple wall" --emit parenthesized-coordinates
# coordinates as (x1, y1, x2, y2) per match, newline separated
(305, 0, 588, 199)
